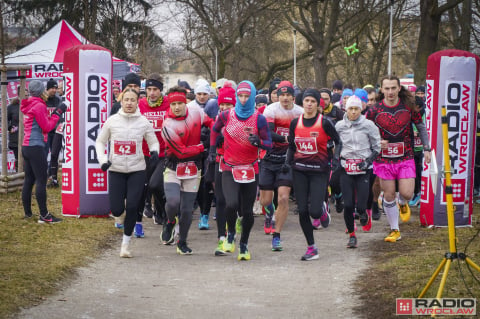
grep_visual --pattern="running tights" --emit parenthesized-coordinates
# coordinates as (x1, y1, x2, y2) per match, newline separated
(22, 146, 49, 216)
(214, 163, 227, 238)
(339, 169, 372, 233)
(164, 183, 197, 243)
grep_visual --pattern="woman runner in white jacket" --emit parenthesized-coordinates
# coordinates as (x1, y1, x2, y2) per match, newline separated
(96, 88, 159, 257)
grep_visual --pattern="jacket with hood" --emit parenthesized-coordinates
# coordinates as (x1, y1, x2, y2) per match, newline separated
(21, 96, 61, 147)
(96, 108, 159, 173)
(335, 113, 381, 169)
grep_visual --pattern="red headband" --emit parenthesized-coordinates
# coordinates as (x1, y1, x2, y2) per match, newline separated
(168, 91, 187, 104)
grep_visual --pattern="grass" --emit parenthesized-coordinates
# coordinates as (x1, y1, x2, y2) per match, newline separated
(0, 187, 118, 318)
(355, 206, 480, 319)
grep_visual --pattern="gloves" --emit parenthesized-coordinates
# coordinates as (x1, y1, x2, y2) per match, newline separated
(215, 135, 224, 148)
(281, 163, 291, 174)
(357, 160, 370, 171)
(207, 146, 217, 163)
(101, 161, 112, 172)
(149, 151, 159, 168)
(248, 134, 260, 147)
(53, 103, 67, 117)
(331, 157, 340, 171)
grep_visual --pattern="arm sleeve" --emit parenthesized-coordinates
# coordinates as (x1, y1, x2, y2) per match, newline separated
(415, 122, 430, 148)
(257, 114, 272, 151)
(95, 119, 110, 165)
(210, 110, 227, 146)
(161, 124, 203, 159)
(269, 122, 287, 143)
(285, 119, 298, 165)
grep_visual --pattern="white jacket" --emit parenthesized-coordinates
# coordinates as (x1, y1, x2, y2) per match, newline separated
(96, 108, 159, 173)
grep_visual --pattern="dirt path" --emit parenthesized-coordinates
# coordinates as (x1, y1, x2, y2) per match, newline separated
(17, 203, 388, 319)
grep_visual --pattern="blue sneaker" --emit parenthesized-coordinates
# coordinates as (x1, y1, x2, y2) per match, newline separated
(134, 223, 145, 238)
(271, 236, 283, 251)
(198, 214, 209, 230)
(409, 193, 421, 206)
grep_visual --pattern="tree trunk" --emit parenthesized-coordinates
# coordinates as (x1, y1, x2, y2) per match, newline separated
(312, 47, 328, 88)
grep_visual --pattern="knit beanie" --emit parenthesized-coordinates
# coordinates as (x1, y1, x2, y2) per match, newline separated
(332, 80, 343, 91)
(46, 78, 58, 90)
(303, 88, 321, 105)
(276, 81, 295, 96)
(255, 94, 268, 105)
(218, 86, 236, 105)
(28, 80, 45, 97)
(123, 73, 141, 90)
(195, 79, 210, 94)
(354, 88, 368, 104)
(416, 85, 426, 94)
(341, 89, 353, 100)
(268, 78, 281, 100)
(346, 95, 362, 109)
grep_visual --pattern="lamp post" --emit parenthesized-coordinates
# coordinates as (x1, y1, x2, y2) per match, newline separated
(388, 0, 394, 75)
(293, 29, 297, 87)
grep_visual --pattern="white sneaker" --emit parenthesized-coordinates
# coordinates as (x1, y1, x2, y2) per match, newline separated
(253, 199, 262, 215)
(120, 243, 132, 258)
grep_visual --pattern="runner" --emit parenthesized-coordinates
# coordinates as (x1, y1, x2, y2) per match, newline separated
(335, 96, 381, 248)
(260, 80, 303, 251)
(209, 80, 272, 260)
(366, 75, 431, 242)
(160, 86, 213, 255)
(284, 88, 341, 260)
(206, 85, 236, 256)
(95, 88, 159, 257)
(137, 74, 170, 235)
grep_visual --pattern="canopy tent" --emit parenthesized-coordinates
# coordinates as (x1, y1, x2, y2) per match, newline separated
(5, 20, 139, 82)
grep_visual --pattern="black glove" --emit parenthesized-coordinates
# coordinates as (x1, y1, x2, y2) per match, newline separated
(101, 161, 112, 172)
(248, 134, 260, 147)
(149, 151, 159, 168)
(331, 157, 340, 171)
(207, 146, 217, 163)
(53, 103, 67, 116)
(357, 160, 370, 171)
(281, 163, 291, 174)
(215, 135, 224, 148)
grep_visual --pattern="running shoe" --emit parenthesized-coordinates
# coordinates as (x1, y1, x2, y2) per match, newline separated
(134, 223, 145, 238)
(114, 215, 125, 229)
(372, 202, 381, 220)
(143, 204, 154, 218)
(320, 204, 331, 228)
(384, 230, 402, 242)
(237, 243, 251, 261)
(153, 211, 164, 225)
(236, 217, 243, 235)
(359, 210, 368, 226)
(347, 235, 358, 248)
(312, 218, 321, 230)
(120, 243, 132, 258)
(47, 178, 59, 188)
(215, 239, 227, 256)
(161, 219, 176, 245)
(335, 194, 344, 213)
(176, 241, 193, 255)
(223, 233, 235, 253)
(301, 246, 319, 261)
(38, 213, 62, 224)
(399, 203, 411, 222)
(24, 212, 33, 219)
(362, 209, 372, 232)
(409, 193, 421, 206)
(198, 214, 209, 230)
(271, 236, 283, 251)
(264, 216, 273, 234)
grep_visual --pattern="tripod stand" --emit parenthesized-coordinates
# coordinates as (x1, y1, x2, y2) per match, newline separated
(418, 105, 480, 305)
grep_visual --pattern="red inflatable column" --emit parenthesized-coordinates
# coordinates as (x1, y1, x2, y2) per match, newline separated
(420, 50, 480, 227)
(62, 44, 111, 217)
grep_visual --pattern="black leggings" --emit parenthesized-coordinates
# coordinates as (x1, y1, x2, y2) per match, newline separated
(222, 171, 258, 245)
(22, 146, 49, 216)
(293, 169, 329, 246)
(413, 151, 423, 195)
(164, 183, 197, 243)
(340, 169, 372, 233)
(108, 170, 146, 237)
(214, 163, 227, 238)
(148, 157, 166, 219)
(49, 132, 63, 179)
(197, 159, 215, 215)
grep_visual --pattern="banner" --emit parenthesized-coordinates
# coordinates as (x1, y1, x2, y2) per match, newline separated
(62, 44, 111, 217)
(420, 50, 480, 227)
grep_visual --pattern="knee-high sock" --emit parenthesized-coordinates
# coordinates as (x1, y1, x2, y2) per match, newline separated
(383, 198, 399, 230)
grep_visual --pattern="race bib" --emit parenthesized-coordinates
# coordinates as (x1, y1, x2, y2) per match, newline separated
(382, 142, 405, 158)
(295, 137, 318, 154)
(344, 159, 365, 175)
(55, 122, 64, 134)
(276, 127, 289, 137)
(113, 140, 137, 155)
(232, 164, 255, 183)
(414, 136, 422, 148)
(176, 161, 198, 179)
(148, 113, 165, 132)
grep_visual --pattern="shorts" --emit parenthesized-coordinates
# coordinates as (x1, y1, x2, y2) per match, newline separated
(258, 160, 293, 190)
(163, 167, 201, 193)
(373, 159, 416, 180)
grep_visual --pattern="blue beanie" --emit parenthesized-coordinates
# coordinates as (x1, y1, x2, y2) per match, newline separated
(341, 89, 353, 100)
(354, 88, 368, 104)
